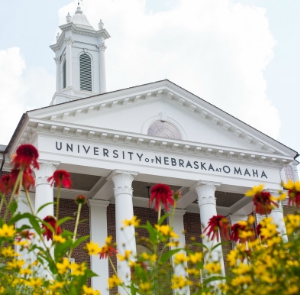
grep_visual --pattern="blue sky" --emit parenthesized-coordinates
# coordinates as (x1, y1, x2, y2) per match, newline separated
(0, 0, 299, 160)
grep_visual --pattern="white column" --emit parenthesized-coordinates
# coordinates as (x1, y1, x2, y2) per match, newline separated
(88, 199, 110, 295)
(54, 57, 61, 92)
(268, 191, 287, 242)
(16, 191, 36, 264)
(98, 43, 107, 93)
(169, 209, 190, 295)
(111, 170, 137, 295)
(34, 162, 57, 220)
(65, 37, 73, 88)
(195, 182, 225, 273)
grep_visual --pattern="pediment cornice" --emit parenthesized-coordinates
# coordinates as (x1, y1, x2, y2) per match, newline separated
(28, 80, 297, 158)
(18, 117, 293, 169)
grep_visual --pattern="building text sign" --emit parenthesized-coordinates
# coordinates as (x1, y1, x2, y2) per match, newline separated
(39, 138, 277, 180)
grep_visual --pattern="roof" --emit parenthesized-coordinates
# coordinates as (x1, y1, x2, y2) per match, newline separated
(4, 79, 299, 159)
(71, 6, 95, 30)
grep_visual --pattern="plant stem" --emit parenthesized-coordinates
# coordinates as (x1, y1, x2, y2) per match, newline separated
(4, 168, 23, 221)
(56, 185, 61, 221)
(158, 204, 161, 223)
(109, 257, 130, 295)
(68, 203, 82, 260)
(24, 189, 35, 215)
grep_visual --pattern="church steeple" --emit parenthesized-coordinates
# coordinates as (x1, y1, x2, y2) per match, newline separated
(50, 4, 110, 105)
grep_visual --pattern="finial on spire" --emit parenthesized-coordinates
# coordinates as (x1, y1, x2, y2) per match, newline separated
(98, 19, 104, 30)
(56, 32, 60, 41)
(66, 12, 72, 23)
(76, 0, 83, 14)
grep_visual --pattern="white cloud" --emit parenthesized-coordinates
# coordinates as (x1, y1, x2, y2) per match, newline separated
(0, 47, 54, 145)
(59, 0, 280, 138)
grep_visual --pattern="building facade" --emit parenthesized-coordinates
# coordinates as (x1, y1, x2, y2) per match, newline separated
(0, 5, 298, 295)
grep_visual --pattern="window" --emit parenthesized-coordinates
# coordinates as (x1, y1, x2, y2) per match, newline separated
(285, 165, 295, 182)
(147, 121, 181, 140)
(79, 53, 92, 91)
(62, 60, 66, 89)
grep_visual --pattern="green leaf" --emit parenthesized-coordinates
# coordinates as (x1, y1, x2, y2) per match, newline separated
(24, 213, 42, 235)
(9, 201, 18, 217)
(190, 242, 207, 250)
(72, 235, 90, 249)
(78, 218, 88, 224)
(211, 241, 229, 251)
(54, 239, 73, 262)
(85, 269, 98, 278)
(57, 216, 73, 226)
(36, 202, 56, 214)
(158, 213, 170, 225)
(202, 275, 226, 285)
(160, 248, 181, 264)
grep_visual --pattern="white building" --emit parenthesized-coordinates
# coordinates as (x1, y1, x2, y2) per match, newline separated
(0, 5, 298, 295)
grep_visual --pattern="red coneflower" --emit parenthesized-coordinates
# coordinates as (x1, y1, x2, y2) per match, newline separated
(16, 230, 35, 242)
(282, 180, 300, 207)
(42, 216, 62, 241)
(9, 169, 35, 192)
(99, 236, 117, 259)
(48, 170, 72, 189)
(149, 184, 174, 212)
(230, 222, 254, 243)
(75, 195, 87, 205)
(12, 144, 39, 170)
(0, 174, 12, 194)
(203, 215, 230, 242)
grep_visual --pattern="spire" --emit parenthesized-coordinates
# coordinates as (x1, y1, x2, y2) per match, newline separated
(98, 19, 104, 30)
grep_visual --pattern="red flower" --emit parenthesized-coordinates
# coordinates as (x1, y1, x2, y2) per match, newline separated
(75, 195, 87, 205)
(149, 184, 174, 211)
(287, 190, 300, 206)
(241, 249, 252, 263)
(203, 215, 230, 242)
(12, 144, 39, 170)
(253, 191, 278, 215)
(9, 169, 35, 191)
(99, 245, 118, 259)
(42, 216, 62, 241)
(230, 223, 254, 243)
(0, 174, 12, 194)
(48, 170, 72, 189)
(16, 230, 35, 242)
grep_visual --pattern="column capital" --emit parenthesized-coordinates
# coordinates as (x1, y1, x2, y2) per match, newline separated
(172, 208, 187, 217)
(88, 199, 110, 209)
(194, 182, 220, 207)
(34, 161, 60, 186)
(98, 43, 107, 51)
(190, 181, 221, 192)
(109, 170, 138, 197)
(64, 37, 74, 45)
(54, 57, 60, 64)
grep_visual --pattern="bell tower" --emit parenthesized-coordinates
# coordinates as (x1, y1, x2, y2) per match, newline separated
(50, 5, 110, 105)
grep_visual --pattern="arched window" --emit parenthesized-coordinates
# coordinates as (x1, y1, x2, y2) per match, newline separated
(147, 121, 181, 140)
(62, 60, 66, 89)
(79, 53, 92, 91)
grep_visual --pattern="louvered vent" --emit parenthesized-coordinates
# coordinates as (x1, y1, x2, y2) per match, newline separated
(80, 53, 92, 91)
(62, 60, 66, 89)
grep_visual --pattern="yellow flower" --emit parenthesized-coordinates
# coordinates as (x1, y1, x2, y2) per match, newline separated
(117, 250, 132, 261)
(171, 275, 192, 289)
(6, 259, 25, 270)
(245, 184, 264, 197)
(1, 246, 20, 257)
(0, 224, 16, 238)
(49, 281, 65, 291)
(19, 267, 32, 276)
(247, 215, 255, 225)
(188, 252, 202, 264)
(287, 285, 299, 294)
(56, 258, 71, 275)
(141, 252, 157, 262)
(204, 262, 221, 274)
(231, 275, 252, 286)
(139, 282, 151, 293)
(186, 268, 199, 275)
(123, 216, 140, 227)
(82, 285, 100, 295)
(25, 277, 43, 288)
(53, 235, 66, 243)
(232, 263, 251, 275)
(86, 241, 101, 256)
(108, 275, 122, 289)
(155, 225, 179, 238)
(14, 240, 30, 247)
(105, 236, 113, 245)
(174, 253, 188, 264)
(70, 262, 87, 276)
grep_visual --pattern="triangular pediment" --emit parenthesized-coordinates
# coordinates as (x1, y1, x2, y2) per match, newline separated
(26, 80, 297, 163)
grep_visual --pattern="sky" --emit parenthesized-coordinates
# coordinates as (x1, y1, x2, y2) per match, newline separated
(0, 0, 299, 159)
